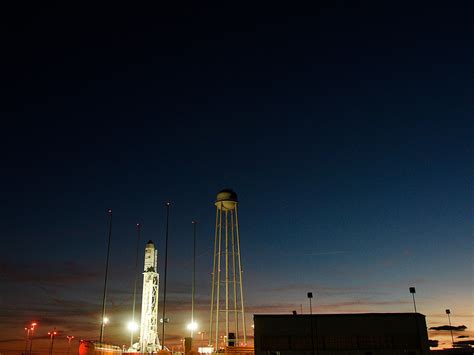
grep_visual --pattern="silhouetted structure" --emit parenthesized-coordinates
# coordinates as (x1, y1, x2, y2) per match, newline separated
(254, 313, 430, 355)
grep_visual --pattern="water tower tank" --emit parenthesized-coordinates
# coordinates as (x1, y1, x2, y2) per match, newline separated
(215, 189, 238, 210)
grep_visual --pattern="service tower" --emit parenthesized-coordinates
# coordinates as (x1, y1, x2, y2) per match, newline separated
(140, 241, 160, 353)
(209, 189, 247, 349)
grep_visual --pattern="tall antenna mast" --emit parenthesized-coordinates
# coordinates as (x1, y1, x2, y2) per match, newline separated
(130, 223, 141, 348)
(161, 202, 171, 349)
(100, 209, 113, 344)
(191, 220, 197, 337)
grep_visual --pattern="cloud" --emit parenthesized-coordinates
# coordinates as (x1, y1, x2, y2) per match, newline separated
(246, 298, 410, 314)
(0, 261, 100, 285)
(260, 283, 388, 296)
(318, 299, 410, 309)
(246, 303, 296, 314)
(283, 251, 346, 257)
(429, 325, 467, 331)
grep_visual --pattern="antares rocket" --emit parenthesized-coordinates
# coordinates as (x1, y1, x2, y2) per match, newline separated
(139, 240, 160, 352)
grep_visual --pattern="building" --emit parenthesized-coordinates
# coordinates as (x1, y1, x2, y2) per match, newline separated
(254, 313, 430, 355)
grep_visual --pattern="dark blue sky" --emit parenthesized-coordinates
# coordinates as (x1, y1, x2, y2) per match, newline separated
(0, 2, 472, 352)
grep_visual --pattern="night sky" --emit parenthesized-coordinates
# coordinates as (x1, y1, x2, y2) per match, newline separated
(1, 2, 472, 353)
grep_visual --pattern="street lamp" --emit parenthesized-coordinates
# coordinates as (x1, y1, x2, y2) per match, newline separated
(48, 328, 57, 355)
(161, 202, 171, 350)
(409, 287, 417, 312)
(127, 320, 138, 345)
(100, 209, 113, 344)
(66, 335, 75, 355)
(190, 220, 197, 338)
(130, 223, 141, 348)
(446, 309, 455, 347)
(198, 331, 206, 347)
(24, 327, 31, 355)
(29, 322, 37, 355)
(187, 321, 198, 332)
(307, 292, 315, 355)
(127, 321, 139, 332)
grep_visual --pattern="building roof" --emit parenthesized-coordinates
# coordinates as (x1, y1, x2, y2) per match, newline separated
(254, 312, 426, 318)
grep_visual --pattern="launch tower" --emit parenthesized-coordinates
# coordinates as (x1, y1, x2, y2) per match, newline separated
(209, 189, 247, 349)
(140, 241, 160, 352)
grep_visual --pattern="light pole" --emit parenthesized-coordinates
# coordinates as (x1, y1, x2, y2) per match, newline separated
(66, 335, 74, 355)
(307, 292, 315, 355)
(308, 292, 313, 314)
(24, 327, 30, 355)
(251, 324, 255, 347)
(409, 287, 417, 312)
(48, 328, 57, 355)
(191, 220, 197, 338)
(130, 223, 141, 348)
(100, 209, 113, 344)
(198, 331, 205, 347)
(409, 288, 423, 353)
(187, 322, 198, 350)
(446, 309, 455, 347)
(29, 322, 37, 355)
(127, 321, 138, 348)
(161, 202, 171, 350)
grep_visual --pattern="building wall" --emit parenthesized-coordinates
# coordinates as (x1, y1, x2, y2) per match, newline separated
(254, 313, 430, 355)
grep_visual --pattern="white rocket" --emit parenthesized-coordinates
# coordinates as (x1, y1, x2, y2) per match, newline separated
(139, 240, 160, 352)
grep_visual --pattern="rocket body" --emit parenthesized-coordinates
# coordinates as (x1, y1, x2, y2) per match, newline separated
(139, 241, 160, 352)
(144, 241, 157, 272)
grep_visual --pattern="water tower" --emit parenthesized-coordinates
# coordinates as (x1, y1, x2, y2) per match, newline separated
(209, 189, 247, 349)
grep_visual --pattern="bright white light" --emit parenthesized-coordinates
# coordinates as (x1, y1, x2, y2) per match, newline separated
(103, 317, 109, 324)
(127, 321, 139, 332)
(187, 321, 198, 331)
